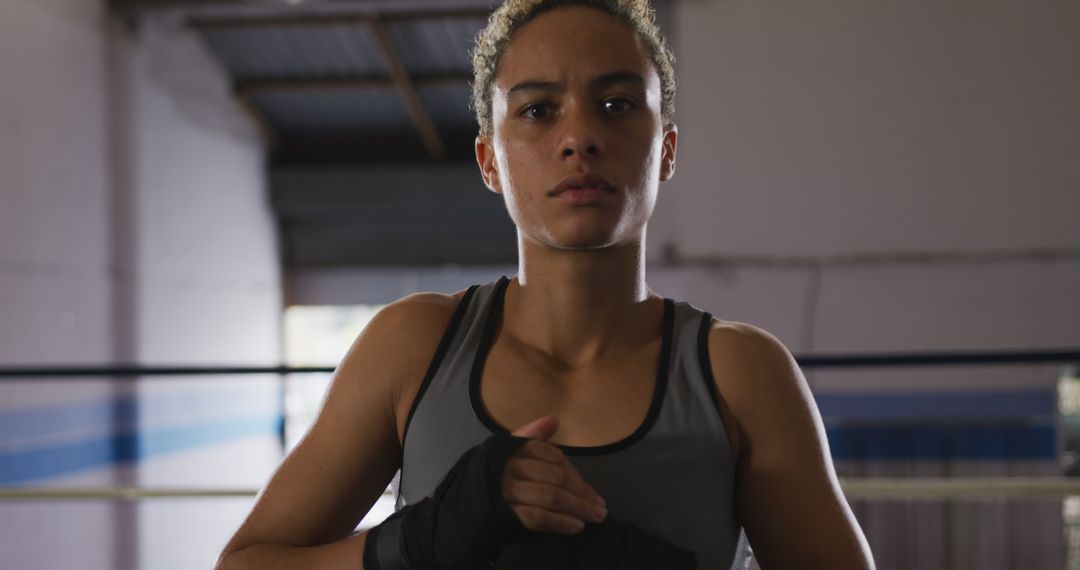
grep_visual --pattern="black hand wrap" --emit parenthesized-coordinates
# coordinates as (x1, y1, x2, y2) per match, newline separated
(494, 517, 698, 570)
(364, 433, 528, 570)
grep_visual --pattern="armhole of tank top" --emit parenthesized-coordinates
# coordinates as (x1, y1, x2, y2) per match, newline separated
(400, 285, 479, 454)
(698, 312, 742, 464)
(697, 312, 724, 414)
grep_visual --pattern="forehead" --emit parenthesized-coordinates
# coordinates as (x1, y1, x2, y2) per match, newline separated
(495, 6, 657, 91)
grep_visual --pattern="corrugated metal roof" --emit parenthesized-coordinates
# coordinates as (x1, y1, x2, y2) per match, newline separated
(248, 86, 411, 133)
(200, 23, 388, 80)
(386, 17, 487, 76)
(190, 8, 491, 163)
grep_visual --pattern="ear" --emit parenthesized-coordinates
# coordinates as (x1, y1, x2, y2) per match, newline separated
(475, 135, 503, 194)
(659, 123, 678, 182)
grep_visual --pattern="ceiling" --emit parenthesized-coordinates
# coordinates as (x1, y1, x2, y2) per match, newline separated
(113, 0, 493, 165)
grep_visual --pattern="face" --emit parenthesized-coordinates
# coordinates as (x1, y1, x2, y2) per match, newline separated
(475, 6, 677, 251)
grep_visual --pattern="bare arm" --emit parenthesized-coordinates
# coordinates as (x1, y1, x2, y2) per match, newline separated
(710, 322, 874, 570)
(215, 293, 460, 569)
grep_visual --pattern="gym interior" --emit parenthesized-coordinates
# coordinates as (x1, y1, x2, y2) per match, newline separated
(2, 0, 1078, 568)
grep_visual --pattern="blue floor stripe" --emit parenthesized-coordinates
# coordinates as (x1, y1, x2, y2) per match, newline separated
(0, 388, 279, 444)
(0, 415, 283, 485)
(0, 399, 137, 443)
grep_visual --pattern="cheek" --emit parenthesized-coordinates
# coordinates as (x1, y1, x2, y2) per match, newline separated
(500, 138, 543, 192)
(625, 131, 665, 216)
(625, 129, 664, 185)
(494, 148, 535, 218)
(645, 136, 664, 176)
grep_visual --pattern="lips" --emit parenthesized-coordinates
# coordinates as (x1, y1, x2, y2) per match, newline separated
(550, 172, 617, 196)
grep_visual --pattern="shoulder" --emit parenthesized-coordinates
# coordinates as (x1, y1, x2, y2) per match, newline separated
(369, 290, 466, 335)
(334, 289, 471, 432)
(705, 319, 801, 385)
(705, 318, 819, 458)
(352, 289, 468, 354)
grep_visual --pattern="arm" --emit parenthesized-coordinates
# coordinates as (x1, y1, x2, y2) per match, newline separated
(215, 293, 461, 569)
(709, 322, 874, 570)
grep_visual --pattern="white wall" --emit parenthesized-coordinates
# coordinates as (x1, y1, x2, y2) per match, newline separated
(0, 2, 119, 569)
(125, 16, 279, 366)
(117, 14, 283, 570)
(0, 4, 282, 570)
(655, 0, 1080, 259)
(0, 0, 114, 365)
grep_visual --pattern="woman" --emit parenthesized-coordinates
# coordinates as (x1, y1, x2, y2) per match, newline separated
(217, 1, 874, 568)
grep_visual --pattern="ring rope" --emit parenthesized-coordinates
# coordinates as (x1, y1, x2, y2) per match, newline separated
(1, 479, 1078, 501)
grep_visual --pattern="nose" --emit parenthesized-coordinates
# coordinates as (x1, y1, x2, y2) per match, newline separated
(557, 105, 604, 161)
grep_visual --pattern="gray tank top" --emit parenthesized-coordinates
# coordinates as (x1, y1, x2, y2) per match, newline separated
(398, 276, 752, 570)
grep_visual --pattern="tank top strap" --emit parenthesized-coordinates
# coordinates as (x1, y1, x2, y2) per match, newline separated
(654, 302, 735, 466)
(398, 277, 509, 505)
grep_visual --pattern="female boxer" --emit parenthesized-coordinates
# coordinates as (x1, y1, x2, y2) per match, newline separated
(217, 1, 874, 568)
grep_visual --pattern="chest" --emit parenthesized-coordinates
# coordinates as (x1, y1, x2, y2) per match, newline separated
(477, 337, 663, 447)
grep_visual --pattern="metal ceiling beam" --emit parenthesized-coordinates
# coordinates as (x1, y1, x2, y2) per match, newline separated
(234, 94, 277, 147)
(234, 73, 470, 96)
(187, 8, 489, 30)
(369, 16, 446, 160)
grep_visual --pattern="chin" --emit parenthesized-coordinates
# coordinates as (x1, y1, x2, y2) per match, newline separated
(555, 240, 616, 251)
(521, 217, 643, 251)
(549, 228, 629, 251)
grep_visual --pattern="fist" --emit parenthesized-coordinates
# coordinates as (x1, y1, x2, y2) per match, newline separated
(502, 416, 609, 534)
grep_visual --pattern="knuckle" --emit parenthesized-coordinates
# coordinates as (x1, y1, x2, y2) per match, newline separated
(518, 507, 543, 529)
(504, 480, 528, 503)
(509, 479, 529, 497)
(553, 466, 568, 485)
(503, 460, 522, 479)
(535, 442, 561, 460)
(540, 487, 560, 507)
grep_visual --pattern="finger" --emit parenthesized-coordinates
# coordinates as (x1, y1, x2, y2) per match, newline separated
(504, 480, 608, 524)
(505, 458, 602, 505)
(511, 505, 588, 535)
(512, 441, 605, 504)
(515, 439, 572, 465)
(511, 415, 559, 441)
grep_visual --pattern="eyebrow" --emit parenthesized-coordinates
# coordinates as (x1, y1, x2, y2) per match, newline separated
(506, 70, 646, 97)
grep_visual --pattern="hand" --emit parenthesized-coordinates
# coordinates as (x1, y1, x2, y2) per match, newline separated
(503, 416, 609, 534)
(364, 433, 530, 570)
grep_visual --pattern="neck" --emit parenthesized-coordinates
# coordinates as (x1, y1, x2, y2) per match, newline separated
(503, 234, 661, 367)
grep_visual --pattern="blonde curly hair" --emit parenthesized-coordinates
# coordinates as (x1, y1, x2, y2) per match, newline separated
(471, 0, 676, 138)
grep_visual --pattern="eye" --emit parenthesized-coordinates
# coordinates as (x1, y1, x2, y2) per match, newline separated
(520, 102, 554, 120)
(602, 97, 636, 114)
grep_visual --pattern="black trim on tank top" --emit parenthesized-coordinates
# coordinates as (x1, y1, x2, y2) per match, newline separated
(400, 284, 480, 459)
(697, 311, 741, 489)
(469, 276, 675, 456)
(697, 312, 725, 416)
